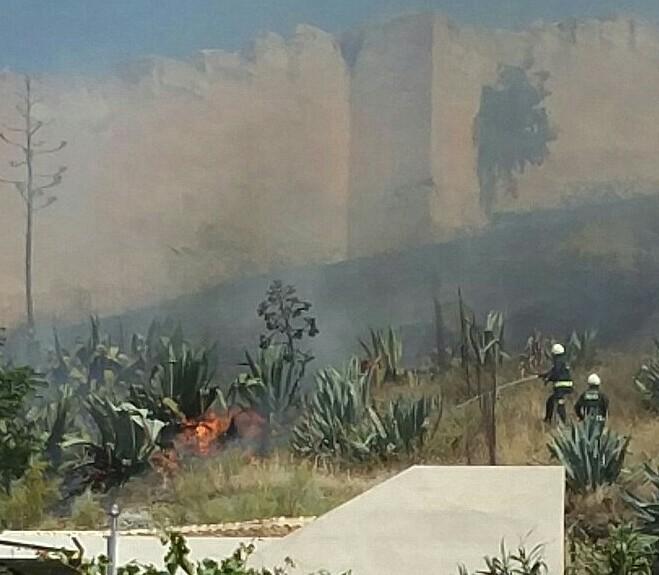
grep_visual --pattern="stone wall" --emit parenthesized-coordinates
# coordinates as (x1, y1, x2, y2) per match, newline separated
(349, 15, 659, 254)
(0, 25, 350, 324)
(1, 14, 659, 325)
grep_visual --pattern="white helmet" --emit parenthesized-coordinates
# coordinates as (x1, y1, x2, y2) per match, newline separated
(551, 343, 565, 356)
(588, 373, 601, 387)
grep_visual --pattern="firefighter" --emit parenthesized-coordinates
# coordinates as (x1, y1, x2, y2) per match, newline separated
(541, 343, 574, 424)
(575, 373, 609, 432)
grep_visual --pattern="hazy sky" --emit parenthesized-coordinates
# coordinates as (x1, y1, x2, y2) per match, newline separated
(1, 0, 657, 73)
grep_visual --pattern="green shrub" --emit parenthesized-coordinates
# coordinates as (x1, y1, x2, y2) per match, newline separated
(548, 418, 630, 492)
(48, 532, 346, 574)
(68, 490, 107, 529)
(0, 365, 44, 492)
(0, 461, 59, 529)
(569, 524, 657, 575)
(153, 454, 364, 525)
(457, 541, 547, 575)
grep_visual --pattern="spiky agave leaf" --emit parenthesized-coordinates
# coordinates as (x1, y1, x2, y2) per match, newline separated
(29, 384, 77, 468)
(291, 360, 376, 462)
(228, 345, 301, 422)
(547, 418, 629, 493)
(566, 329, 598, 369)
(292, 359, 441, 462)
(635, 343, 659, 410)
(131, 340, 221, 424)
(61, 396, 165, 495)
(624, 464, 659, 536)
(371, 395, 442, 455)
(358, 327, 403, 383)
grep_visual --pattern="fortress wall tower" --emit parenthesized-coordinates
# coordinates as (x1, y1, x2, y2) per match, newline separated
(347, 15, 435, 258)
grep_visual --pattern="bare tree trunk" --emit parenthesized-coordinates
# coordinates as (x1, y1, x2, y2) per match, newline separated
(25, 200, 34, 333)
(24, 77, 35, 335)
(0, 75, 66, 342)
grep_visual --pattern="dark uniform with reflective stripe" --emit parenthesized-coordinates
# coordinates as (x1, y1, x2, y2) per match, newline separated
(575, 388, 609, 423)
(542, 358, 574, 424)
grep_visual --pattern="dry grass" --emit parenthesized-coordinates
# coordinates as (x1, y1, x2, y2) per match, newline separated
(565, 485, 635, 539)
(0, 463, 60, 529)
(425, 348, 659, 467)
(117, 449, 381, 528)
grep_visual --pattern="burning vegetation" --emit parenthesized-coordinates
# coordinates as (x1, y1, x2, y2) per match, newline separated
(179, 411, 233, 456)
(178, 408, 267, 456)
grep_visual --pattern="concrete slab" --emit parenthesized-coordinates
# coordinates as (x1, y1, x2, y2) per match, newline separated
(250, 465, 565, 575)
(0, 532, 275, 567)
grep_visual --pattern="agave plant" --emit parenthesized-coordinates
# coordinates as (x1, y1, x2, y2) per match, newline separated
(130, 340, 222, 427)
(292, 357, 441, 462)
(137, 320, 187, 376)
(566, 329, 599, 370)
(228, 345, 302, 424)
(634, 340, 659, 410)
(290, 358, 374, 462)
(62, 395, 165, 496)
(29, 384, 78, 468)
(624, 464, 659, 536)
(48, 318, 136, 396)
(547, 418, 630, 493)
(466, 311, 507, 368)
(369, 394, 442, 456)
(359, 327, 403, 384)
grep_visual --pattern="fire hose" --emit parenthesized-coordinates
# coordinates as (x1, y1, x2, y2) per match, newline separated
(454, 375, 540, 410)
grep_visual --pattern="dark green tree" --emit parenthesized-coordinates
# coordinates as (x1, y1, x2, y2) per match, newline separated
(474, 64, 555, 217)
(0, 366, 43, 492)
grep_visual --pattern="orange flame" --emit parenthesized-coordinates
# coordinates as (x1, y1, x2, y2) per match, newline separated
(179, 411, 232, 456)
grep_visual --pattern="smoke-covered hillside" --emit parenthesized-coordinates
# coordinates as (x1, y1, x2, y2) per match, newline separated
(42, 194, 659, 376)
